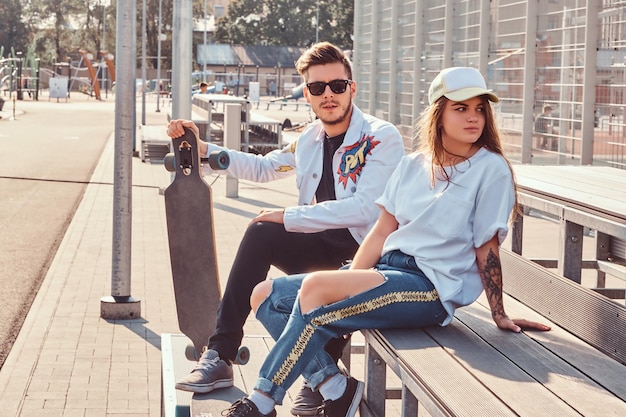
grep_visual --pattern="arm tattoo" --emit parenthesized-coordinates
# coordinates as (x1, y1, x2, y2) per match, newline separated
(479, 248, 507, 319)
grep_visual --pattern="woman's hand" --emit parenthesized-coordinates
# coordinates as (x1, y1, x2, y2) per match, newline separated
(494, 315, 552, 333)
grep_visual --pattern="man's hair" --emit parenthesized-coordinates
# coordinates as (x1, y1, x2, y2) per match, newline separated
(200, 82, 208, 88)
(295, 42, 353, 81)
(543, 104, 552, 112)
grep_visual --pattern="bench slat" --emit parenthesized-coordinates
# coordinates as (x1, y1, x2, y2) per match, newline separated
(364, 328, 517, 416)
(455, 304, 626, 415)
(425, 309, 579, 416)
(501, 249, 626, 365)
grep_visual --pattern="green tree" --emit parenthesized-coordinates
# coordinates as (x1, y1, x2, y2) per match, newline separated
(21, 0, 83, 65)
(142, 0, 174, 70)
(0, 0, 29, 55)
(317, 0, 354, 50)
(261, 0, 316, 46)
(215, 0, 353, 49)
(214, 0, 265, 45)
(18, 0, 169, 69)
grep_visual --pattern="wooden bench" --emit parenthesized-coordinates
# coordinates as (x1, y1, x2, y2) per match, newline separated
(359, 248, 626, 417)
(247, 112, 283, 154)
(192, 94, 284, 154)
(511, 165, 626, 302)
(139, 124, 171, 163)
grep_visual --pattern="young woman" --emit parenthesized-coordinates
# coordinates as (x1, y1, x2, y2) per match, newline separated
(223, 67, 551, 417)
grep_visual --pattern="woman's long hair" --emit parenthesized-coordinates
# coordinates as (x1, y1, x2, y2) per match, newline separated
(415, 95, 520, 220)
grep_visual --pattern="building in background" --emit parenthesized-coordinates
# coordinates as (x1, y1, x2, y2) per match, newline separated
(352, 0, 625, 169)
(193, 44, 304, 97)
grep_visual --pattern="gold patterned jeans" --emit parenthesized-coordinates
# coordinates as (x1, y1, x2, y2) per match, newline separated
(253, 250, 447, 405)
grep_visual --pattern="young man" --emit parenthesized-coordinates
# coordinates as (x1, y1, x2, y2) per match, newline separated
(534, 104, 553, 150)
(193, 81, 210, 95)
(167, 41, 405, 415)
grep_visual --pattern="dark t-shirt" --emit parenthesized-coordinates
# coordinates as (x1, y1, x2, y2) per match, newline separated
(534, 114, 550, 134)
(315, 132, 358, 247)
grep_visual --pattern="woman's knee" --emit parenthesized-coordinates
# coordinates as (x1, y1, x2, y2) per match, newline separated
(299, 272, 334, 312)
(250, 280, 272, 312)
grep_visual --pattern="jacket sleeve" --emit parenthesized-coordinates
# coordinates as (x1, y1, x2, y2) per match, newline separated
(201, 141, 297, 182)
(283, 123, 405, 233)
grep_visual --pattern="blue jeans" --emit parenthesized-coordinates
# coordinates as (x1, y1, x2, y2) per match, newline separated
(254, 250, 447, 404)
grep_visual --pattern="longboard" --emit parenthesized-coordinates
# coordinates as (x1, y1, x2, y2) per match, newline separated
(190, 387, 247, 417)
(164, 127, 229, 360)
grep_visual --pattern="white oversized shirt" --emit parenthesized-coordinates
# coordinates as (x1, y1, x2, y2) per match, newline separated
(375, 148, 515, 325)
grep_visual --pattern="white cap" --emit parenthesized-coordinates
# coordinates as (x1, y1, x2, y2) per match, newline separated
(428, 67, 499, 104)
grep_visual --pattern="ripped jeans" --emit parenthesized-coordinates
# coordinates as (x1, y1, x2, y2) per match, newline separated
(253, 250, 448, 404)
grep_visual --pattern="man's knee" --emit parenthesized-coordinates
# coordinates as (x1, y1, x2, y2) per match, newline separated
(246, 221, 283, 237)
(240, 222, 284, 250)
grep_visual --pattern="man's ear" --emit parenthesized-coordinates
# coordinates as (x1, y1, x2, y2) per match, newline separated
(303, 86, 311, 103)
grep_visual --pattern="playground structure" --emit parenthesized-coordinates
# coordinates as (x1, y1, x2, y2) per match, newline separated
(0, 47, 115, 102)
(0, 48, 41, 101)
(69, 50, 116, 100)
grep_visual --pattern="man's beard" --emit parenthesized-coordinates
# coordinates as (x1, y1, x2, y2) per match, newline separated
(316, 99, 352, 126)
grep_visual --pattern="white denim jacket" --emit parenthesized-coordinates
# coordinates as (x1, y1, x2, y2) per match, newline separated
(203, 105, 405, 243)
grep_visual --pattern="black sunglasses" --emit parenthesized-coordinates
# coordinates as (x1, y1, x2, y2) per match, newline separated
(306, 79, 352, 96)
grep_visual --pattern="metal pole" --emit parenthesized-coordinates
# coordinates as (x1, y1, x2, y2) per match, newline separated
(172, 0, 192, 120)
(101, 0, 141, 320)
(203, 0, 207, 81)
(156, 0, 162, 112)
(521, 0, 539, 164)
(316, 0, 319, 43)
(16, 52, 22, 100)
(237, 64, 242, 96)
(225, 104, 241, 197)
(141, 0, 147, 125)
(35, 58, 40, 100)
(580, 0, 600, 165)
(101, 1, 107, 97)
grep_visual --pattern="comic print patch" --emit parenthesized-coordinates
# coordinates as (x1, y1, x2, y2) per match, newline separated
(337, 134, 380, 188)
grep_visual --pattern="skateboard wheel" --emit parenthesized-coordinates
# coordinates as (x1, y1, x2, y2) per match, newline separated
(185, 343, 198, 361)
(234, 346, 250, 365)
(207, 150, 230, 170)
(164, 153, 176, 172)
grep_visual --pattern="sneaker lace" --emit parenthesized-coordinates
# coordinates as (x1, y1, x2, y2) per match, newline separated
(193, 354, 221, 372)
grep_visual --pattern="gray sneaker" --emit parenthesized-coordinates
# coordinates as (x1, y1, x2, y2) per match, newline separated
(175, 349, 234, 393)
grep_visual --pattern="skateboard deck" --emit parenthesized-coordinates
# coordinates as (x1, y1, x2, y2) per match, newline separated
(190, 387, 247, 417)
(164, 127, 227, 360)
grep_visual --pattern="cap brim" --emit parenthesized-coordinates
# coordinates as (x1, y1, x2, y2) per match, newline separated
(445, 87, 499, 103)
